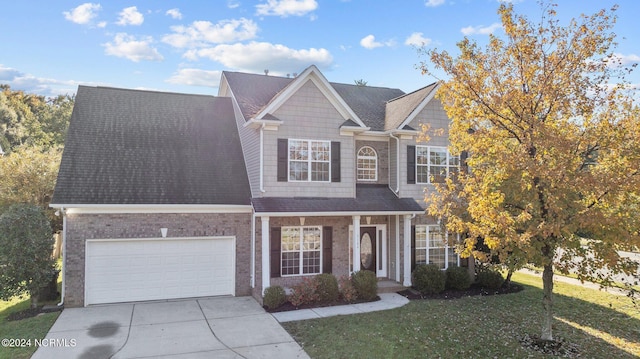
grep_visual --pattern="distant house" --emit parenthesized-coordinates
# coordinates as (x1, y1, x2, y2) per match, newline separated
(51, 65, 467, 307)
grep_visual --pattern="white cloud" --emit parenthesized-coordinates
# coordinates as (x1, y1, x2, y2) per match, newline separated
(405, 32, 432, 47)
(608, 52, 640, 67)
(103, 33, 163, 62)
(162, 18, 258, 48)
(256, 0, 318, 17)
(228, 0, 241, 9)
(359, 35, 395, 49)
(63, 3, 102, 25)
(461, 22, 502, 36)
(0, 64, 90, 97)
(166, 68, 222, 87)
(425, 0, 445, 7)
(117, 6, 144, 26)
(166, 8, 183, 20)
(185, 41, 332, 75)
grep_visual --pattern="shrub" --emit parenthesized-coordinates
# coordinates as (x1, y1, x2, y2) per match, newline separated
(289, 277, 320, 307)
(338, 275, 358, 303)
(263, 286, 286, 310)
(352, 270, 377, 301)
(314, 273, 339, 303)
(0, 203, 55, 308)
(477, 266, 504, 289)
(445, 266, 472, 290)
(413, 264, 446, 294)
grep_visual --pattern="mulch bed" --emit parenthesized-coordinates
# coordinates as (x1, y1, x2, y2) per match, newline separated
(6, 305, 63, 321)
(519, 334, 580, 358)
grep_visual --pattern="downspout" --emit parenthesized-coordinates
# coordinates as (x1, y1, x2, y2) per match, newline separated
(259, 123, 266, 193)
(389, 132, 400, 194)
(57, 207, 66, 307)
(251, 211, 256, 288)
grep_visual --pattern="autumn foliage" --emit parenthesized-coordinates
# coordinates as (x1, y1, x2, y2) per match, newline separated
(421, 2, 639, 341)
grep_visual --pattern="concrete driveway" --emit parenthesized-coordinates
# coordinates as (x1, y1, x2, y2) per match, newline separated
(32, 296, 310, 359)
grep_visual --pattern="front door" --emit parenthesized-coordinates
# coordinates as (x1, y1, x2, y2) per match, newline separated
(360, 227, 377, 272)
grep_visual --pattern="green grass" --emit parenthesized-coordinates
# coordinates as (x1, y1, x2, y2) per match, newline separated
(0, 261, 62, 359)
(283, 272, 640, 359)
(0, 296, 60, 359)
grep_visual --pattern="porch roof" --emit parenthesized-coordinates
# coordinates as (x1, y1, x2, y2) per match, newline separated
(252, 184, 424, 216)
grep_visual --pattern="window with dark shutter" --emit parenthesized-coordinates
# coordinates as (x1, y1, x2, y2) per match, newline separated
(277, 139, 288, 182)
(331, 142, 341, 182)
(270, 227, 281, 278)
(322, 226, 333, 273)
(407, 145, 416, 184)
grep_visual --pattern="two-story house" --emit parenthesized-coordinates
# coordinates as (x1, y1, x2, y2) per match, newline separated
(51, 65, 466, 307)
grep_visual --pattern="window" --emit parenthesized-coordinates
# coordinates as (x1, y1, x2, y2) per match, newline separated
(289, 139, 330, 182)
(416, 146, 459, 184)
(281, 226, 322, 276)
(415, 225, 459, 269)
(357, 146, 377, 181)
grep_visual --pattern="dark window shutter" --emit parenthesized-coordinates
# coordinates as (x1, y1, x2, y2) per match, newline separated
(407, 145, 416, 184)
(411, 225, 416, 271)
(270, 227, 281, 278)
(331, 141, 341, 182)
(277, 139, 288, 182)
(322, 226, 333, 273)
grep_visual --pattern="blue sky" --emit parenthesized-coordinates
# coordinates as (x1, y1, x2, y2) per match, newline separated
(1, 0, 638, 97)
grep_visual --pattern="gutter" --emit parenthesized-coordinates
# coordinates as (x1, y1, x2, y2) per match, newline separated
(57, 207, 66, 307)
(389, 132, 401, 194)
(260, 123, 266, 193)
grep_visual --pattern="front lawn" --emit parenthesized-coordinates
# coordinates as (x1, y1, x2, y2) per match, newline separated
(283, 272, 639, 358)
(0, 296, 60, 359)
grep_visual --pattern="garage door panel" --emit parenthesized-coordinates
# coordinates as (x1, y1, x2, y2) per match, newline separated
(86, 237, 235, 305)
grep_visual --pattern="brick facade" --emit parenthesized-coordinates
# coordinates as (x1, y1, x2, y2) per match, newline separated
(264, 215, 392, 290)
(64, 212, 252, 307)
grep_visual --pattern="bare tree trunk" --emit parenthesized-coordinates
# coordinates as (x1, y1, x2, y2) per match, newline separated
(467, 256, 475, 282)
(504, 268, 513, 288)
(541, 263, 554, 341)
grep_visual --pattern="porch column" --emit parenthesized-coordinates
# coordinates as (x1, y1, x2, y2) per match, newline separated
(352, 215, 361, 273)
(261, 216, 270, 295)
(403, 214, 412, 286)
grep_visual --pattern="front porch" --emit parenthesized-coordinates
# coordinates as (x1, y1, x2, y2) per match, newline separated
(377, 279, 407, 294)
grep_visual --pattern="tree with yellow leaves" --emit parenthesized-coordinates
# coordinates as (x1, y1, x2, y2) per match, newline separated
(422, 2, 639, 342)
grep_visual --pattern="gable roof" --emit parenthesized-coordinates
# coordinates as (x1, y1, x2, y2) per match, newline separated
(332, 83, 405, 131)
(222, 67, 406, 131)
(385, 82, 439, 131)
(51, 86, 251, 206)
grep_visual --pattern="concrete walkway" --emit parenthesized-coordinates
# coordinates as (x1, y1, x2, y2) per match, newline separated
(33, 296, 310, 359)
(272, 293, 409, 323)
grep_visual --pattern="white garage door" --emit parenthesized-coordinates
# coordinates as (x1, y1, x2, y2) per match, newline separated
(85, 237, 235, 305)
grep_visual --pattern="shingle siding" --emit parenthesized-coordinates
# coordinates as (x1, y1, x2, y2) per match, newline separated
(400, 98, 451, 206)
(263, 80, 355, 197)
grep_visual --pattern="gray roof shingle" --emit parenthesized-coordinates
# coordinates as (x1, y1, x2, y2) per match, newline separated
(51, 86, 251, 205)
(384, 83, 438, 131)
(252, 184, 424, 213)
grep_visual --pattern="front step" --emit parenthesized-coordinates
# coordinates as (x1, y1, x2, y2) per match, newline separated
(377, 280, 406, 294)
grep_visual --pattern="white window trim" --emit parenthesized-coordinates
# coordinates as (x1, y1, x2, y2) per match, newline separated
(356, 146, 378, 182)
(415, 146, 459, 184)
(288, 139, 331, 182)
(415, 225, 460, 269)
(281, 225, 323, 276)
